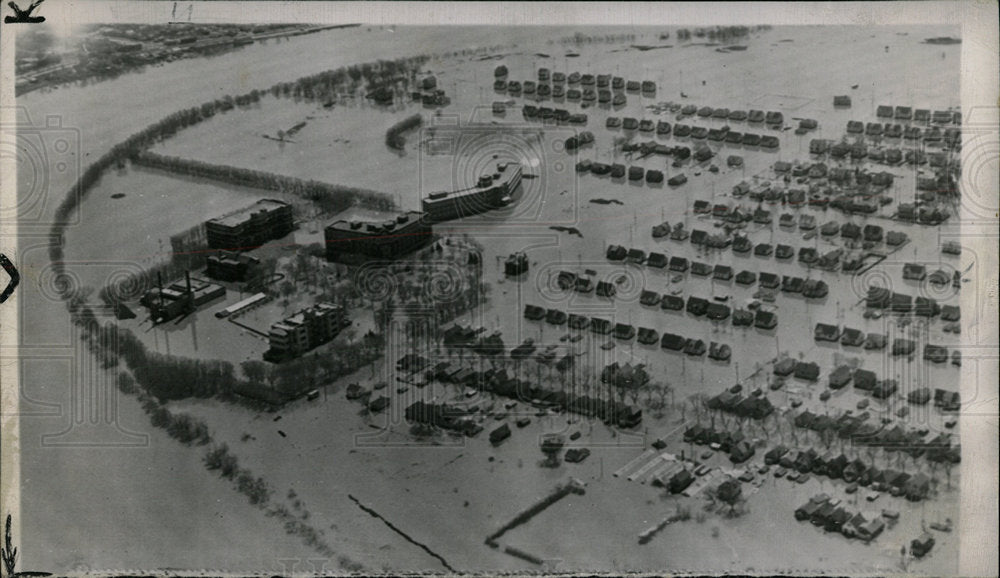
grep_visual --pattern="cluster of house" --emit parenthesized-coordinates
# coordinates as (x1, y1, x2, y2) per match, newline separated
(872, 104, 962, 126)
(861, 370, 956, 411)
(650, 220, 906, 281)
(651, 464, 697, 495)
(442, 324, 507, 357)
(610, 118, 783, 150)
(794, 494, 886, 543)
(518, 105, 589, 126)
(864, 286, 959, 319)
(410, 74, 450, 107)
(791, 411, 960, 466)
(493, 66, 655, 104)
(683, 424, 759, 464)
(771, 357, 822, 383)
(574, 158, 665, 185)
(522, 303, 735, 360)
(895, 202, 952, 226)
(704, 389, 777, 422)
(613, 240, 805, 297)
(600, 362, 650, 390)
(813, 133, 957, 165)
(425, 360, 643, 429)
(404, 400, 483, 437)
(843, 118, 961, 146)
(773, 159, 897, 190)
(815, 320, 960, 367)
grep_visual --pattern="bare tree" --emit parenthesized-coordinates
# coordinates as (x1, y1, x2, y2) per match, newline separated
(2, 515, 15, 578)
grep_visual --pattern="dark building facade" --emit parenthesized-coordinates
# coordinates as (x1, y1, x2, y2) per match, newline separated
(205, 250, 260, 282)
(324, 210, 432, 263)
(206, 199, 294, 250)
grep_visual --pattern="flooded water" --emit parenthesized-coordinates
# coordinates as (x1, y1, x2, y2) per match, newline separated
(16, 24, 961, 574)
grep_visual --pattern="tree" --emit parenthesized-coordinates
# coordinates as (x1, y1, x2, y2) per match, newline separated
(717, 478, 742, 514)
(279, 280, 296, 307)
(117, 371, 138, 394)
(541, 435, 564, 467)
(2, 514, 15, 578)
(241, 360, 269, 385)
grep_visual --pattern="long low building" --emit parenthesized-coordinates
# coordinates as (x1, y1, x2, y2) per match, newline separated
(324, 210, 432, 263)
(421, 162, 522, 222)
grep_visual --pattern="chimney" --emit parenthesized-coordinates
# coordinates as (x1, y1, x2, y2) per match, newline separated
(186, 270, 192, 294)
(157, 272, 165, 309)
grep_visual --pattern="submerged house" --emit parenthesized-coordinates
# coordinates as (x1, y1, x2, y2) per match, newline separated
(773, 357, 798, 377)
(828, 365, 854, 389)
(815, 323, 841, 342)
(794, 362, 821, 382)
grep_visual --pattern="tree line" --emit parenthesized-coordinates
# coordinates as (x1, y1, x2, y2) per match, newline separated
(385, 113, 423, 152)
(674, 26, 770, 42)
(133, 151, 394, 214)
(76, 304, 387, 406)
(267, 56, 429, 104)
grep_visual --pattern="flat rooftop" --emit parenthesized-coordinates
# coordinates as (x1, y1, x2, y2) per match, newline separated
(326, 209, 426, 235)
(423, 162, 521, 205)
(209, 199, 289, 227)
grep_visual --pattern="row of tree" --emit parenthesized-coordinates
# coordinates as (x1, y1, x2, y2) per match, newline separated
(268, 56, 429, 104)
(674, 26, 770, 42)
(385, 113, 423, 151)
(204, 444, 272, 505)
(558, 32, 639, 45)
(133, 152, 394, 214)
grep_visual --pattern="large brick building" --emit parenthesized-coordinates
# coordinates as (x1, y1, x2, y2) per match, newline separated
(265, 302, 348, 361)
(324, 210, 432, 263)
(205, 250, 260, 282)
(206, 199, 294, 251)
(421, 162, 522, 222)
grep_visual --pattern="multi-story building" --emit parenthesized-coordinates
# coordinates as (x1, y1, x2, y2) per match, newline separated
(205, 199, 294, 251)
(266, 302, 348, 361)
(324, 210, 432, 263)
(205, 250, 260, 282)
(421, 162, 522, 222)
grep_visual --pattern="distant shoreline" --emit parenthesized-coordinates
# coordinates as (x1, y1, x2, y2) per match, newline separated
(15, 24, 360, 97)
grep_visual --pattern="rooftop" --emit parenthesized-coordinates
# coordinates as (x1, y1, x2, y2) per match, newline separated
(327, 210, 426, 235)
(423, 162, 521, 205)
(209, 198, 289, 227)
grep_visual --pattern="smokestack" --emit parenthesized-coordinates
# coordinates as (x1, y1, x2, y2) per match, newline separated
(157, 272, 165, 309)
(186, 270, 191, 294)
